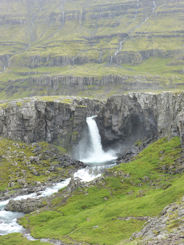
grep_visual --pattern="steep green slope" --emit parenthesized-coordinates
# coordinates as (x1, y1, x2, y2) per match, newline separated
(0, 0, 183, 99)
(19, 137, 184, 244)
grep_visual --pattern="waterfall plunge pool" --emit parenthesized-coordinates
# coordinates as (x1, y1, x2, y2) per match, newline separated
(74, 116, 117, 182)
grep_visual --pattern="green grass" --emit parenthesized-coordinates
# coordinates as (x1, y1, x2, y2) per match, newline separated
(0, 233, 50, 245)
(20, 137, 184, 244)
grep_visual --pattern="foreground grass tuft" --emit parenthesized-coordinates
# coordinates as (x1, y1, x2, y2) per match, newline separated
(0, 233, 50, 245)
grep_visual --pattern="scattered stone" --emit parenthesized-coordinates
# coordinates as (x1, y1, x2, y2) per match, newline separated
(17, 178, 26, 185)
(29, 156, 40, 164)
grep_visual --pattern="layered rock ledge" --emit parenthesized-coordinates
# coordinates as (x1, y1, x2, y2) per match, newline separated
(0, 96, 104, 149)
(0, 92, 184, 153)
(98, 92, 184, 152)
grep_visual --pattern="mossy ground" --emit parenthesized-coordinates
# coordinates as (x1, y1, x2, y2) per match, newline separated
(19, 137, 184, 244)
(0, 137, 69, 192)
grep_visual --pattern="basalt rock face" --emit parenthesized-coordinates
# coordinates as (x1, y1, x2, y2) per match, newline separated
(4, 75, 162, 99)
(0, 97, 104, 149)
(0, 92, 184, 152)
(0, 54, 10, 70)
(98, 92, 184, 151)
(11, 55, 94, 68)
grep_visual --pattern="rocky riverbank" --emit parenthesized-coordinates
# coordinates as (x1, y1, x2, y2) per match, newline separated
(0, 137, 85, 200)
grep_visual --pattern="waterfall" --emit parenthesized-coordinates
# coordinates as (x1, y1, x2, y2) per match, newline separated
(80, 116, 116, 164)
(87, 116, 104, 156)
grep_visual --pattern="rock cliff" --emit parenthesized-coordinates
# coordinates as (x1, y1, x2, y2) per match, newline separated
(98, 92, 184, 152)
(0, 92, 184, 153)
(0, 96, 103, 150)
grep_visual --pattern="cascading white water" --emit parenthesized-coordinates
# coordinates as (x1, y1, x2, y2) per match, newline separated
(0, 178, 71, 236)
(80, 116, 116, 164)
(74, 116, 117, 182)
(87, 116, 104, 155)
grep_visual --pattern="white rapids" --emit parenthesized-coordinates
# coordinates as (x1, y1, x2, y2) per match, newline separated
(0, 178, 71, 236)
(74, 163, 116, 183)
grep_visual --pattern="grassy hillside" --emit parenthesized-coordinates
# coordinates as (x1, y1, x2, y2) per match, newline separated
(0, 0, 183, 99)
(0, 137, 70, 192)
(18, 137, 184, 244)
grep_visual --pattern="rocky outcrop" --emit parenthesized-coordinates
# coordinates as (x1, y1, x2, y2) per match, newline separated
(11, 49, 182, 68)
(0, 92, 184, 153)
(4, 75, 162, 98)
(177, 111, 184, 144)
(0, 138, 85, 200)
(131, 196, 184, 244)
(0, 96, 103, 149)
(11, 54, 97, 68)
(5, 197, 46, 213)
(111, 49, 182, 65)
(98, 92, 184, 152)
(0, 54, 11, 70)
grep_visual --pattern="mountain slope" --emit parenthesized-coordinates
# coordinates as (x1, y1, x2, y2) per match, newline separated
(0, 0, 183, 99)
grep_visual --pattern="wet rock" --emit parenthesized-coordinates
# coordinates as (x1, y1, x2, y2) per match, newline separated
(66, 177, 82, 193)
(59, 154, 84, 168)
(5, 197, 47, 213)
(177, 111, 184, 144)
(116, 137, 153, 163)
